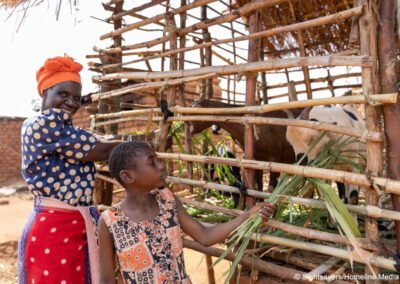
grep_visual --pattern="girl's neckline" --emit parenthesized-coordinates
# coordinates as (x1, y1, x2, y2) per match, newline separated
(117, 190, 162, 225)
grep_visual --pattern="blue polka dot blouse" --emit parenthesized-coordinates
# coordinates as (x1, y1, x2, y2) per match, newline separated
(21, 108, 98, 206)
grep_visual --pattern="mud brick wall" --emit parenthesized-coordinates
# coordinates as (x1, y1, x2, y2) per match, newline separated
(0, 117, 26, 184)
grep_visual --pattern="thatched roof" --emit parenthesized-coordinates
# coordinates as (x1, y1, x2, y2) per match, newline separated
(236, 0, 356, 58)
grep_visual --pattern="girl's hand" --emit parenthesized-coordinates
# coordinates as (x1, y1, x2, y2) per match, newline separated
(247, 203, 276, 224)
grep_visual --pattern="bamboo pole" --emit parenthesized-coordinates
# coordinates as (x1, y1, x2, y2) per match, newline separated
(102, 0, 290, 51)
(91, 93, 397, 118)
(155, 152, 400, 194)
(109, 0, 167, 21)
(93, 55, 371, 82)
(268, 84, 362, 100)
(265, 251, 343, 276)
(93, 114, 383, 142)
(91, 73, 217, 101)
(378, 0, 400, 253)
(178, 196, 378, 251)
(299, 257, 342, 281)
(96, 6, 363, 64)
(266, 72, 361, 90)
(359, 0, 382, 279)
(171, 176, 400, 221)
(251, 234, 396, 271)
(182, 239, 325, 284)
(96, 174, 400, 222)
(100, 0, 216, 40)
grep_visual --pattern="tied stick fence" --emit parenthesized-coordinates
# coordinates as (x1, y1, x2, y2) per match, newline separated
(86, 0, 400, 283)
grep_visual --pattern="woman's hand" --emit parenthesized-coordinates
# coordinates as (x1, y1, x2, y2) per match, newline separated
(247, 202, 276, 224)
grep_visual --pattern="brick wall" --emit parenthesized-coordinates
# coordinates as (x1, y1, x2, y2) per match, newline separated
(0, 117, 26, 185)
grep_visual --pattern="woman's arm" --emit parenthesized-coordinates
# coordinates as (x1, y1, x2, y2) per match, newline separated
(82, 139, 123, 162)
(175, 197, 275, 247)
(98, 216, 117, 284)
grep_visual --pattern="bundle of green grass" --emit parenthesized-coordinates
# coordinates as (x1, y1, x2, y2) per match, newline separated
(214, 134, 367, 283)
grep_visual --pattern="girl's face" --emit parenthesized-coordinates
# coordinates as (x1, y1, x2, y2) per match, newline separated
(131, 147, 167, 190)
(41, 81, 82, 115)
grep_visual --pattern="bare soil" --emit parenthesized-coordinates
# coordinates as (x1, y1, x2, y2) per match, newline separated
(0, 192, 229, 284)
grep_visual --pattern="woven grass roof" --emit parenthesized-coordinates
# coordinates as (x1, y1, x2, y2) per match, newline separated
(236, 0, 356, 58)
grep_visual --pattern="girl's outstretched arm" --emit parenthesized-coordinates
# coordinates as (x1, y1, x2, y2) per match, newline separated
(98, 216, 117, 284)
(175, 197, 275, 247)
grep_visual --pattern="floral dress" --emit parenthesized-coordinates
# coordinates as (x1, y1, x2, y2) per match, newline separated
(102, 188, 191, 284)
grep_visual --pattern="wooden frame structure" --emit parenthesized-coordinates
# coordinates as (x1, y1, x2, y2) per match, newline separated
(88, 0, 400, 283)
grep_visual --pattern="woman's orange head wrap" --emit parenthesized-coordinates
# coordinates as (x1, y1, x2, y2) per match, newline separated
(36, 56, 83, 96)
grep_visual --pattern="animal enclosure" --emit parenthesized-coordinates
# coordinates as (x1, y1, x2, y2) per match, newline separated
(88, 0, 400, 283)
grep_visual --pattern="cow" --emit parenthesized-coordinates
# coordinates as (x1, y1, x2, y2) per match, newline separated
(286, 105, 366, 215)
(189, 99, 304, 193)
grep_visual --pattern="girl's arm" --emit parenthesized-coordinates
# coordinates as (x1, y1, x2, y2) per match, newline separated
(98, 216, 117, 284)
(175, 197, 275, 247)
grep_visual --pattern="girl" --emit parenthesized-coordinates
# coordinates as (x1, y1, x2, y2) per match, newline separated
(18, 55, 124, 284)
(98, 142, 276, 283)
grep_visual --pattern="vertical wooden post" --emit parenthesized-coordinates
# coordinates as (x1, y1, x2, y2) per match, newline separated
(178, 0, 194, 189)
(244, 11, 262, 209)
(205, 254, 216, 284)
(288, 0, 312, 100)
(327, 69, 335, 97)
(229, 0, 237, 105)
(201, 6, 213, 99)
(161, 1, 170, 73)
(94, 0, 123, 206)
(260, 40, 268, 105)
(156, 12, 178, 152)
(287, 81, 298, 102)
(378, 0, 400, 252)
(359, 0, 382, 280)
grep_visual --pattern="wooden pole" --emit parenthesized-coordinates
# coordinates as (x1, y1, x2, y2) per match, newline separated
(155, 152, 400, 194)
(97, 6, 363, 62)
(97, 174, 400, 222)
(93, 55, 371, 82)
(178, 0, 194, 195)
(100, 0, 216, 39)
(109, 0, 167, 21)
(92, 73, 217, 101)
(92, 93, 397, 117)
(92, 114, 383, 143)
(266, 72, 361, 90)
(201, 5, 213, 100)
(252, 234, 396, 271)
(288, 0, 312, 100)
(182, 239, 326, 284)
(155, 12, 178, 152)
(94, 0, 123, 206)
(178, 196, 378, 251)
(359, 1, 382, 278)
(244, 11, 262, 208)
(378, 0, 400, 253)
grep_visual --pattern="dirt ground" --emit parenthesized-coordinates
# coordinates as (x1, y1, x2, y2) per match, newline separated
(0, 192, 230, 284)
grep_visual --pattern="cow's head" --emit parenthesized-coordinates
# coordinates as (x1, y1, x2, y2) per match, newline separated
(286, 107, 329, 165)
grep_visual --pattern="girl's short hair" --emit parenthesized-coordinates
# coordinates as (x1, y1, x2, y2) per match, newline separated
(108, 142, 152, 185)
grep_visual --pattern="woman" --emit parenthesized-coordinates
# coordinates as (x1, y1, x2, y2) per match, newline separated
(18, 56, 123, 284)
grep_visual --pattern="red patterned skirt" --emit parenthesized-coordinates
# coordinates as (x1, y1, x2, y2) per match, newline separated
(18, 197, 99, 284)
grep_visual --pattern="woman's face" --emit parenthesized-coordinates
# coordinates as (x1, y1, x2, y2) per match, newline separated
(41, 81, 82, 115)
